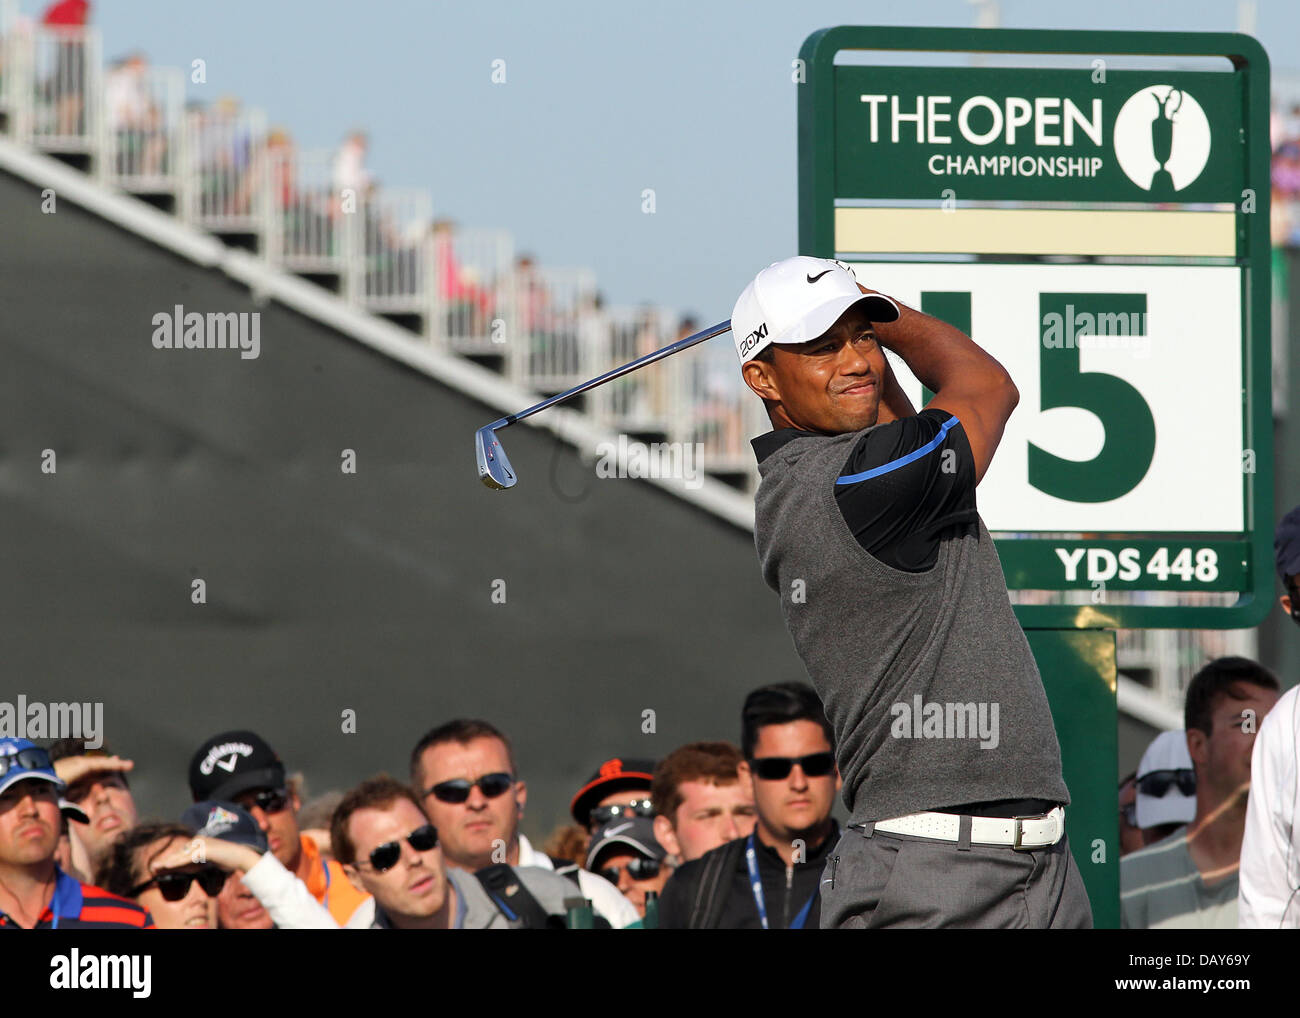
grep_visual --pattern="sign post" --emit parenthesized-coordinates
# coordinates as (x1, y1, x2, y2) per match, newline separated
(798, 27, 1272, 927)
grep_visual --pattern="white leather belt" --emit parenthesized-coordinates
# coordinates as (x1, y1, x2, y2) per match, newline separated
(872, 806, 1065, 849)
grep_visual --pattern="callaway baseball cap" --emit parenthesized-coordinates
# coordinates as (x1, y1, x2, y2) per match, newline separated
(181, 800, 270, 853)
(188, 730, 286, 802)
(1134, 730, 1197, 830)
(731, 256, 900, 364)
(585, 815, 667, 871)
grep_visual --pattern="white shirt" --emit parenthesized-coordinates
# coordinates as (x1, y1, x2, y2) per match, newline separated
(241, 852, 339, 929)
(516, 834, 639, 928)
(1239, 685, 1300, 927)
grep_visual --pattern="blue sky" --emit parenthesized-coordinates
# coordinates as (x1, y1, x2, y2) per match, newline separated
(27, 0, 1300, 318)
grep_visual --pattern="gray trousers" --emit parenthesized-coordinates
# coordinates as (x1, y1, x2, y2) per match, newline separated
(820, 821, 1094, 928)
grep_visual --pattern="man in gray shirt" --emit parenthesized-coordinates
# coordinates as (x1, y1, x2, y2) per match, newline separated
(736, 256, 1091, 928)
(1123, 657, 1279, 928)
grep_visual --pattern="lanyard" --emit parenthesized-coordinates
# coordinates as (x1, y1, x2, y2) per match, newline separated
(745, 834, 817, 930)
(322, 859, 330, 914)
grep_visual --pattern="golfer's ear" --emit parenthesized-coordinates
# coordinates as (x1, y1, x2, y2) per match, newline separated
(743, 360, 779, 402)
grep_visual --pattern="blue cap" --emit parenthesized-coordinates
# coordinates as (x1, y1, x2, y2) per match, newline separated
(1276, 505, 1300, 584)
(181, 800, 269, 854)
(0, 738, 66, 798)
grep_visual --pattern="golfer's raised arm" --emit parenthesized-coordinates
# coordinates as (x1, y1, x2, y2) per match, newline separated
(869, 296, 1018, 484)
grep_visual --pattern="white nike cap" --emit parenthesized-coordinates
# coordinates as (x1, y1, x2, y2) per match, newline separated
(731, 256, 900, 364)
(1134, 730, 1197, 830)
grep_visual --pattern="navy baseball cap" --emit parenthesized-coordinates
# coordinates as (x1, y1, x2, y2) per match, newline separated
(188, 730, 286, 802)
(181, 800, 269, 854)
(586, 815, 667, 871)
(0, 738, 66, 798)
(1275, 505, 1300, 584)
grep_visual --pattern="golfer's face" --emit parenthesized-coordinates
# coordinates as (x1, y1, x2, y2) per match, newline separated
(768, 307, 885, 434)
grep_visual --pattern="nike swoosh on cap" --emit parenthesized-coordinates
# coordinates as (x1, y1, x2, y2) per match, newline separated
(806, 270, 832, 283)
(605, 822, 635, 836)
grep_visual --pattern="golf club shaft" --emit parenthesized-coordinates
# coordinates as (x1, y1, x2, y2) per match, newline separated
(486, 319, 732, 431)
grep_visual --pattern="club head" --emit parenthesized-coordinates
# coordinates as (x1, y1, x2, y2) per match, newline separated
(475, 424, 516, 490)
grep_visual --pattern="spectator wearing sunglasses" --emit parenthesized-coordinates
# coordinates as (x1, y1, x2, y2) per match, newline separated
(0, 738, 153, 929)
(1239, 509, 1300, 927)
(570, 756, 657, 835)
(651, 742, 757, 864)
(1132, 730, 1197, 844)
(586, 815, 671, 919)
(97, 822, 224, 929)
(1122, 659, 1280, 929)
(337, 775, 578, 929)
(1117, 772, 1145, 858)
(171, 801, 337, 929)
(48, 739, 137, 877)
(188, 730, 369, 926)
(410, 720, 637, 928)
(657, 684, 840, 929)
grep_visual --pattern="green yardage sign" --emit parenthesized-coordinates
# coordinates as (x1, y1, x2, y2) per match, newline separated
(798, 27, 1273, 629)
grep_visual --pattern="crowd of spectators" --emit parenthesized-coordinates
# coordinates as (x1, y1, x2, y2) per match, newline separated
(0, 681, 843, 930)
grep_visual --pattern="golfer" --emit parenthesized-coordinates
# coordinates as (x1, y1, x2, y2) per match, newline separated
(737, 256, 1092, 928)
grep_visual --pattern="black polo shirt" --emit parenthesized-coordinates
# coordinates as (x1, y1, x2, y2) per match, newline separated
(751, 407, 978, 572)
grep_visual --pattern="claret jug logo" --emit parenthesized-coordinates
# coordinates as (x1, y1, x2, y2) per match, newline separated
(1113, 85, 1212, 193)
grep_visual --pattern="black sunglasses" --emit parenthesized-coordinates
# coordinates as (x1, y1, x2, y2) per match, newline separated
(0, 747, 53, 778)
(363, 824, 438, 872)
(424, 773, 514, 804)
(750, 752, 835, 781)
(599, 857, 661, 883)
(1137, 769, 1196, 798)
(130, 866, 228, 902)
(236, 788, 291, 814)
(588, 800, 653, 829)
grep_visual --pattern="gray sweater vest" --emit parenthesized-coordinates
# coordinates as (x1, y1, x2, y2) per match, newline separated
(753, 428, 1069, 823)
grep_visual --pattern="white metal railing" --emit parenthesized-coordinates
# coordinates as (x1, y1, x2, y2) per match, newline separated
(0, 0, 19, 124)
(102, 62, 182, 193)
(668, 340, 766, 483)
(429, 226, 513, 354)
(181, 103, 267, 235)
(0, 19, 774, 497)
(506, 266, 599, 392)
(356, 186, 431, 313)
(264, 146, 352, 277)
(1116, 625, 1259, 710)
(588, 305, 675, 434)
(15, 23, 101, 154)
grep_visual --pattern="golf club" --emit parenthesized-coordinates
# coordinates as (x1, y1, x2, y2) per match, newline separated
(475, 319, 733, 489)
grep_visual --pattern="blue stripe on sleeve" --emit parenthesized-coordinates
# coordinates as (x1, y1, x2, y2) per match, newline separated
(835, 415, 960, 485)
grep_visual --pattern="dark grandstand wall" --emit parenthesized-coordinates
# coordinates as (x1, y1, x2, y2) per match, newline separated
(0, 168, 808, 838)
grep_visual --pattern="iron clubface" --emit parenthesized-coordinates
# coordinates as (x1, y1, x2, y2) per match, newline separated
(475, 422, 516, 489)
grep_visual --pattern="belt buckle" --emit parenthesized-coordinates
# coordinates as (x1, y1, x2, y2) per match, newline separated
(1010, 817, 1027, 850)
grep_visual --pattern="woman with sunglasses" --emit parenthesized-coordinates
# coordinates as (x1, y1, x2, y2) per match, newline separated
(98, 822, 226, 930)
